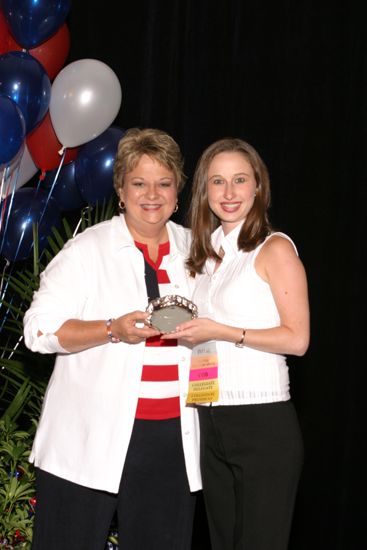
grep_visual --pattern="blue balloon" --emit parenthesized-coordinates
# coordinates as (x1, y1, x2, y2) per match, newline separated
(0, 95, 25, 164)
(75, 126, 125, 206)
(1, 0, 71, 49)
(0, 51, 51, 133)
(42, 162, 86, 212)
(0, 187, 61, 262)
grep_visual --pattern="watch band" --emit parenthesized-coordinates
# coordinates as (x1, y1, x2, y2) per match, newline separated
(235, 328, 246, 348)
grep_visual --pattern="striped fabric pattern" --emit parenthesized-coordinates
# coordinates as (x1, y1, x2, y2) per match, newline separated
(135, 241, 180, 420)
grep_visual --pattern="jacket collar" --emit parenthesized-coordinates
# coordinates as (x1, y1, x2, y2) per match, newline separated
(111, 214, 189, 257)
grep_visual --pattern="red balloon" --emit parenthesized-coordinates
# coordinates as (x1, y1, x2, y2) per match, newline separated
(26, 111, 78, 176)
(0, 16, 70, 80)
(0, 11, 10, 52)
(29, 24, 71, 81)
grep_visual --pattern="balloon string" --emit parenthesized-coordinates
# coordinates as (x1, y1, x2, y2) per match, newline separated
(2, 170, 37, 263)
(3, 150, 66, 265)
(0, 176, 6, 234)
(34, 151, 67, 264)
(73, 205, 93, 237)
(0, 196, 8, 240)
(39, 149, 66, 226)
(5, 334, 24, 360)
(0, 258, 10, 300)
(0, 164, 20, 255)
(0, 164, 11, 233)
(8, 225, 27, 264)
(0, 258, 14, 333)
(0, 165, 7, 200)
(73, 216, 83, 237)
(0, 259, 25, 361)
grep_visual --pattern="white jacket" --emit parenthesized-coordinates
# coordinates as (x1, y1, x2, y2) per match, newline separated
(23, 215, 201, 493)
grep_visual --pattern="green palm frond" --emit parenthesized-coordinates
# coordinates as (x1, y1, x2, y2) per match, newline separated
(1, 381, 32, 422)
(1, 197, 117, 424)
(1, 165, 118, 549)
(80, 196, 118, 232)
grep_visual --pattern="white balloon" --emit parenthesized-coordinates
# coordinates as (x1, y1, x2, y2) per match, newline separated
(49, 58, 122, 149)
(1, 145, 38, 199)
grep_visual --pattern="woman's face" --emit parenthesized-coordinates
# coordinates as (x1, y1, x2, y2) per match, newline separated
(207, 151, 257, 234)
(119, 154, 178, 236)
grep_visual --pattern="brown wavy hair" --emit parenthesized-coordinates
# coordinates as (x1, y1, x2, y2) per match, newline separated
(113, 128, 186, 194)
(186, 138, 273, 275)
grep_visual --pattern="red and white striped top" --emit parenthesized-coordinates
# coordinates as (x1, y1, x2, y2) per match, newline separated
(135, 241, 180, 420)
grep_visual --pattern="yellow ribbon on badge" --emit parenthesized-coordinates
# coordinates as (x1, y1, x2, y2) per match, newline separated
(186, 341, 219, 404)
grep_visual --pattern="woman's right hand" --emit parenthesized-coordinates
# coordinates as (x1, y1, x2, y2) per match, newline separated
(54, 311, 160, 352)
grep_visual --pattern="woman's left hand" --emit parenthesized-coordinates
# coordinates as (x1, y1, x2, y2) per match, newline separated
(161, 318, 221, 346)
(112, 311, 161, 344)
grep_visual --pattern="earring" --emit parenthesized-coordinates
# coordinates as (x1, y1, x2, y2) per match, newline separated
(174, 203, 178, 213)
(119, 200, 125, 213)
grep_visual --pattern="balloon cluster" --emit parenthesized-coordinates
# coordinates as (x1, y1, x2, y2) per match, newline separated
(0, 1, 123, 262)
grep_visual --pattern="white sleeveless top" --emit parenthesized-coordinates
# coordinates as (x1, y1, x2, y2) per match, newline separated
(192, 223, 297, 405)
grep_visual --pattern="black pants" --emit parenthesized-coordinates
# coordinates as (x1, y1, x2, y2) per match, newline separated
(31, 417, 196, 550)
(198, 401, 303, 550)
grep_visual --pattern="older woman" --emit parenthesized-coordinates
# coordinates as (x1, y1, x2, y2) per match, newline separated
(23, 128, 201, 550)
(163, 137, 310, 550)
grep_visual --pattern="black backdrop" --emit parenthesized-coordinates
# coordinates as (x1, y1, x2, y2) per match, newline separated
(67, 2, 365, 548)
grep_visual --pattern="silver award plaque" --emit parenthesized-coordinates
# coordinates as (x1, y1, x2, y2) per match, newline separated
(146, 295, 198, 333)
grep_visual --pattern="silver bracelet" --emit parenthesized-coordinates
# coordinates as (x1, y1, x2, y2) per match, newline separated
(106, 319, 121, 343)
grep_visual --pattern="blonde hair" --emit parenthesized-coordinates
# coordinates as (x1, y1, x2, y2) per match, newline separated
(113, 128, 186, 194)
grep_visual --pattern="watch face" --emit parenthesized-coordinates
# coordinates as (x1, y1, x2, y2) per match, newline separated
(146, 295, 198, 333)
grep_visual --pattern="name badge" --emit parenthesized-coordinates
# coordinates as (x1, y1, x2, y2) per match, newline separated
(186, 340, 219, 404)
